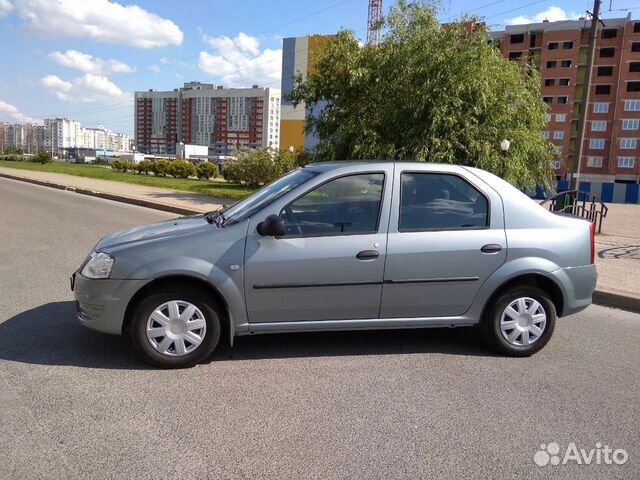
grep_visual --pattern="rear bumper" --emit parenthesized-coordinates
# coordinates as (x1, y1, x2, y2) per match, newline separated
(73, 273, 148, 335)
(547, 264, 598, 317)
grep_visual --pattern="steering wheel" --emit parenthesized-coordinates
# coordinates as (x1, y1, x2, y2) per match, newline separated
(283, 206, 303, 236)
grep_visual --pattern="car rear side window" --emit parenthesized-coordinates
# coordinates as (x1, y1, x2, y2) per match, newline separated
(281, 173, 385, 237)
(399, 173, 489, 231)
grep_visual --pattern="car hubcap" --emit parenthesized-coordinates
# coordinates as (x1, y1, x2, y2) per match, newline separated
(500, 297, 547, 347)
(146, 300, 206, 356)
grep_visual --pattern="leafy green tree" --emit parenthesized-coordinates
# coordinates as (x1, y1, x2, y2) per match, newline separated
(168, 160, 196, 179)
(222, 148, 296, 188)
(33, 150, 52, 164)
(135, 159, 153, 175)
(290, 0, 554, 189)
(196, 161, 218, 180)
(152, 159, 171, 177)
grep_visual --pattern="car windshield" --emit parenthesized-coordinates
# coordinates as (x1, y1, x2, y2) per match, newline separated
(222, 168, 319, 225)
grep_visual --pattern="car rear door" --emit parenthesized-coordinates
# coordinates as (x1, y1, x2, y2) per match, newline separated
(380, 166, 506, 318)
(244, 166, 394, 323)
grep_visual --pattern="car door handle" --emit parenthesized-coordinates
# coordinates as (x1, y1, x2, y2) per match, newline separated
(481, 244, 502, 254)
(356, 250, 379, 260)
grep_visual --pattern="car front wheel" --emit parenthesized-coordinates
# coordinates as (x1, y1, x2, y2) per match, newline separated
(482, 286, 556, 356)
(130, 286, 221, 368)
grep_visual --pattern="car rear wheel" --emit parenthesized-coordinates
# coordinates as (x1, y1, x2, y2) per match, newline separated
(481, 286, 556, 356)
(130, 286, 221, 368)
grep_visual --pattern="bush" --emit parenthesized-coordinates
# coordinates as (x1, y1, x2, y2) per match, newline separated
(111, 160, 123, 171)
(196, 161, 218, 180)
(151, 159, 171, 177)
(135, 159, 153, 175)
(0, 154, 20, 162)
(222, 148, 296, 188)
(168, 160, 196, 179)
(33, 151, 52, 164)
(111, 160, 134, 172)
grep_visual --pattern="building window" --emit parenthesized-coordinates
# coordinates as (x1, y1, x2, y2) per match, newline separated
(563, 41, 573, 50)
(548, 42, 559, 50)
(543, 96, 553, 104)
(553, 131, 564, 139)
(618, 157, 635, 168)
(620, 138, 638, 149)
(546, 60, 557, 68)
(629, 62, 640, 73)
(559, 78, 570, 86)
(622, 119, 640, 130)
(557, 96, 568, 104)
(561, 60, 572, 68)
(597, 66, 613, 76)
(553, 160, 562, 169)
(511, 33, 524, 44)
(634, 22, 640, 33)
(509, 51, 523, 60)
(593, 103, 609, 113)
(556, 114, 566, 122)
(602, 28, 617, 39)
(591, 120, 607, 131)
(628, 82, 640, 93)
(600, 47, 615, 58)
(542, 131, 550, 139)
(633, 42, 640, 53)
(624, 100, 640, 111)
(544, 78, 555, 87)
(595, 85, 611, 95)
(589, 138, 605, 149)
(587, 157, 603, 168)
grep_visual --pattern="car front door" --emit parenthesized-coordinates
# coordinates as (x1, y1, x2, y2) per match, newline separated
(244, 167, 393, 323)
(380, 167, 506, 318)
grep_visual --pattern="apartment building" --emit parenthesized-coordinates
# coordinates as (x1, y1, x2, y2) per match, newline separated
(492, 15, 640, 183)
(135, 82, 280, 157)
(280, 34, 334, 151)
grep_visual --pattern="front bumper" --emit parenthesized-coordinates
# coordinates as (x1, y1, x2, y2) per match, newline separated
(547, 264, 598, 317)
(72, 272, 149, 335)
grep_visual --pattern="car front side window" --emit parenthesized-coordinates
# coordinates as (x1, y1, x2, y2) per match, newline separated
(280, 173, 385, 237)
(399, 172, 489, 231)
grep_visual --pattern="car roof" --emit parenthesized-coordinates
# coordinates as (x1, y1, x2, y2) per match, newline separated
(304, 160, 465, 173)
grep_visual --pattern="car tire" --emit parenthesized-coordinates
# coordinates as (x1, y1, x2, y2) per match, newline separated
(129, 286, 221, 368)
(481, 286, 556, 357)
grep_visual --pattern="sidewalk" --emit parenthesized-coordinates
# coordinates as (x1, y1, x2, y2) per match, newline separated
(1, 166, 638, 311)
(0, 166, 230, 215)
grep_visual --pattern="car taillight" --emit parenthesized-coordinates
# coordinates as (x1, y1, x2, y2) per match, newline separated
(590, 222, 595, 264)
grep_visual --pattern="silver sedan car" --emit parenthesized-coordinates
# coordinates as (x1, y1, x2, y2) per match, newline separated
(71, 162, 597, 368)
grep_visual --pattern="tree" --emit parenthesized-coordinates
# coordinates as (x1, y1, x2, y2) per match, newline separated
(168, 160, 196, 179)
(152, 159, 171, 177)
(222, 148, 297, 188)
(33, 151, 52, 164)
(290, 0, 555, 189)
(135, 159, 153, 175)
(196, 161, 218, 180)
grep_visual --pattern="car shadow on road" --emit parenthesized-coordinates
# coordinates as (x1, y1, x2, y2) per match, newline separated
(0, 301, 497, 369)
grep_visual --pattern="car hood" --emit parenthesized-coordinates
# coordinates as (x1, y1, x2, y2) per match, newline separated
(96, 215, 214, 251)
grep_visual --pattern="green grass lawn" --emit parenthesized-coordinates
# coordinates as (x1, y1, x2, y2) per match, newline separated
(0, 161, 254, 200)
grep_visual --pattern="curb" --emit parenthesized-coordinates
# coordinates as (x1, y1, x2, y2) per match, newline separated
(0, 172, 201, 216)
(3, 171, 640, 315)
(593, 290, 640, 314)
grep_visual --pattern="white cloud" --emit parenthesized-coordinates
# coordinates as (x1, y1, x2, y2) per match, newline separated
(15, 0, 183, 48)
(506, 7, 580, 25)
(198, 32, 282, 86)
(49, 50, 134, 75)
(0, 0, 14, 18)
(40, 73, 130, 103)
(149, 64, 161, 73)
(0, 100, 39, 123)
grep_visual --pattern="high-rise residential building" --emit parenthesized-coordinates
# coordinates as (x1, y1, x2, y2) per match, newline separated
(492, 15, 640, 183)
(134, 82, 280, 157)
(280, 34, 334, 151)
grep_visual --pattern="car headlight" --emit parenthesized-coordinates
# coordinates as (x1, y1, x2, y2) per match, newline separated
(81, 252, 115, 279)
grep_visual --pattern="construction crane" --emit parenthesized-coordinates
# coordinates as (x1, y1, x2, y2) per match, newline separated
(367, 0, 383, 46)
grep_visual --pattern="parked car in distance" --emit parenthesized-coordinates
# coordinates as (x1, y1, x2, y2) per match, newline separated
(71, 162, 597, 368)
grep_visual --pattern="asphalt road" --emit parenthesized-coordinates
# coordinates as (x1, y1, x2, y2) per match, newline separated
(1, 177, 639, 479)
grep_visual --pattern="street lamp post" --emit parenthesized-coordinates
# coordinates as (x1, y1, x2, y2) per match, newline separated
(500, 139, 511, 178)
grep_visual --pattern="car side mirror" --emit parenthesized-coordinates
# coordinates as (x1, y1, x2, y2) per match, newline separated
(257, 214, 285, 237)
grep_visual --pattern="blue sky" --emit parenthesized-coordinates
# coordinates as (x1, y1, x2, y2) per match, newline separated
(0, 0, 637, 135)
